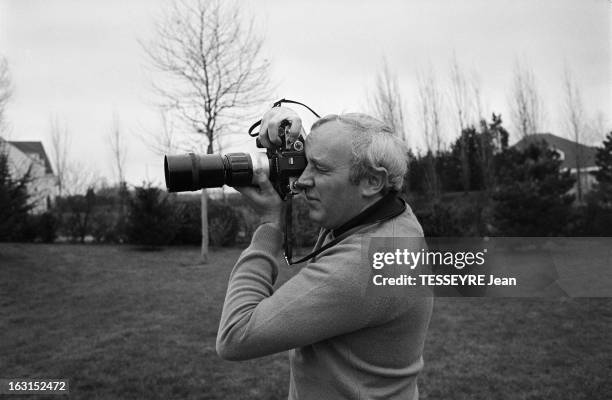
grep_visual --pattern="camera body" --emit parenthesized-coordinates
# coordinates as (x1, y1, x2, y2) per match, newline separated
(164, 120, 306, 199)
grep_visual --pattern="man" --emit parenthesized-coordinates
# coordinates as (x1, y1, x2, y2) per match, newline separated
(216, 108, 433, 400)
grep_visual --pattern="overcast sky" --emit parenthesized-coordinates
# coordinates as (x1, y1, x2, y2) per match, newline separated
(0, 0, 610, 187)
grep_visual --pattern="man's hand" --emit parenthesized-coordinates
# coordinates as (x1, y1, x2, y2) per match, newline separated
(258, 107, 305, 148)
(236, 170, 284, 229)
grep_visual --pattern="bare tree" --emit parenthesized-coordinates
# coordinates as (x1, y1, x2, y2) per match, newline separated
(448, 56, 487, 193)
(586, 110, 608, 145)
(448, 56, 484, 131)
(469, 70, 485, 123)
(509, 60, 545, 139)
(369, 59, 407, 140)
(449, 57, 473, 192)
(108, 112, 129, 223)
(563, 66, 587, 203)
(49, 115, 71, 197)
(49, 116, 102, 198)
(416, 65, 444, 197)
(143, 0, 272, 263)
(108, 112, 128, 185)
(0, 56, 12, 136)
(449, 57, 469, 133)
(63, 160, 101, 196)
(140, 107, 178, 156)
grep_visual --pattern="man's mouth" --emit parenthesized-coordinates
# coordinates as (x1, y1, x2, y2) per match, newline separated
(305, 194, 318, 201)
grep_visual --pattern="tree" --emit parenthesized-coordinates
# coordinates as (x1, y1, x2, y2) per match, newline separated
(49, 115, 100, 197)
(49, 115, 70, 196)
(56, 187, 97, 243)
(0, 142, 34, 241)
(477, 113, 509, 192)
(369, 59, 407, 140)
(562, 66, 587, 203)
(416, 65, 444, 153)
(0, 58, 33, 241)
(508, 60, 545, 139)
(127, 184, 178, 247)
(63, 161, 102, 196)
(449, 56, 483, 192)
(108, 112, 128, 185)
(108, 112, 129, 235)
(574, 131, 612, 235)
(492, 142, 575, 236)
(591, 132, 612, 203)
(0, 56, 11, 136)
(585, 110, 608, 146)
(144, 0, 272, 262)
(140, 107, 178, 156)
(446, 114, 508, 193)
(416, 65, 443, 197)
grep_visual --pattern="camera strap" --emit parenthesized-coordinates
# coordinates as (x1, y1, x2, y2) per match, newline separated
(248, 98, 321, 137)
(284, 191, 407, 265)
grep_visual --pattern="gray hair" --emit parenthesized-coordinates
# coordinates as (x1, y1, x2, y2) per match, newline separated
(311, 113, 408, 191)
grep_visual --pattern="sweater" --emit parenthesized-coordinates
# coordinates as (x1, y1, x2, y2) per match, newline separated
(216, 205, 433, 400)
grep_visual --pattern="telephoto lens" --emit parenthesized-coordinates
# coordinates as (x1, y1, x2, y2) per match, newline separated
(164, 152, 269, 192)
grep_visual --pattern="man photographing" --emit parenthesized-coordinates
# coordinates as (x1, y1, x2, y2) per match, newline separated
(216, 107, 433, 400)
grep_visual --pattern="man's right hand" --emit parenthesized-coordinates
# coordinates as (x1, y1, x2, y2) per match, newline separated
(258, 107, 305, 148)
(236, 170, 284, 229)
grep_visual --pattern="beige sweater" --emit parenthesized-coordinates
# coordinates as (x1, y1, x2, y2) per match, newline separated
(217, 207, 433, 400)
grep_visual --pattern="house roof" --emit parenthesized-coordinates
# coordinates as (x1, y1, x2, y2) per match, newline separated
(513, 133, 598, 170)
(8, 141, 55, 174)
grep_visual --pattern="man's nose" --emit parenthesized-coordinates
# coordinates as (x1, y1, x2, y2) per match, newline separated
(294, 170, 314, 191)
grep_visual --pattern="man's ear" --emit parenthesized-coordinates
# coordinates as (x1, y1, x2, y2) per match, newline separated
(360, 166, 388, 197)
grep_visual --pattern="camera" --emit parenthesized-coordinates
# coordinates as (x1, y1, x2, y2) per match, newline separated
(164, 120, 306, 199)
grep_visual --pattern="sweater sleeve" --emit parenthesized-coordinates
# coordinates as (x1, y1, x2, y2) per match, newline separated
(216, 223, 377, 361)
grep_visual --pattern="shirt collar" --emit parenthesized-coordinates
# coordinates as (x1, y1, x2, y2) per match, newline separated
(331, 190, 406, 237)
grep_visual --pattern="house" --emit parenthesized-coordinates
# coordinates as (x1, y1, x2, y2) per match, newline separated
(514, 133, 599, 197)
(0, 138, 58, 213)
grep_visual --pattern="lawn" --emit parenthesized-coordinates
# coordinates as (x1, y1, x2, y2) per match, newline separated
(1, 243, 611, 399)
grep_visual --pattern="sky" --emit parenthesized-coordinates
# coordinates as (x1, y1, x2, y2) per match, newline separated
(0, 0, 610, 188)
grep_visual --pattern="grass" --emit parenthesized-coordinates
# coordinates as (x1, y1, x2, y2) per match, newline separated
(1, 243, 611, 399)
